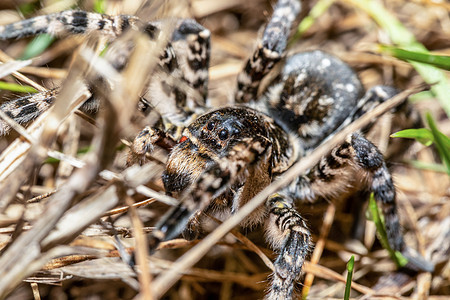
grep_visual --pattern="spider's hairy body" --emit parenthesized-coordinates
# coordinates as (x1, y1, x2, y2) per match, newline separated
(0, 0, 434, 299)
(164, 107, 293, 194)
(161, 49, 365, 230)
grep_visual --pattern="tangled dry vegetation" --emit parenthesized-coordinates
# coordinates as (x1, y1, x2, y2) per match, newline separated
(0, 0, 449, 299)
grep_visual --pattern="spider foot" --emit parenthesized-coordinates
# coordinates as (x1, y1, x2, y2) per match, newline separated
(126, 126, 177, 166)
(265, 195, 311, 300)
(352, 133, 433, 272)
(181, 211, 203, 241)
(235, 0, 303, 103)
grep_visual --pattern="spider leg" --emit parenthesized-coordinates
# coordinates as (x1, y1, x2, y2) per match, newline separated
(181, 210, 204, 240)
(149, 135, 272, 249)
(145, 19, 210, 126)
(0, 12, 209, 134)
(283, 133, 434, 272)
(327, 85, 420, 139)
(0, 89, 57, 135)
(340, 85, 423, 160)
(121, 20, 211, 165)
(265, 194, 311, 300)
(0, 10, 139, 40)
(348, 85, 421, 132)
(352, 86, 401, 122)
(126, 126, 178, 166)
(127, 20, 211, 166)
(235, 0, 303, 103)
(171, 19, 210, 106)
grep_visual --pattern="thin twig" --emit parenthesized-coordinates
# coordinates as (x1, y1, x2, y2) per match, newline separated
(302, 261, 374, 295)
(0, 50, 47, 92)
(104, 198, 156, 216)
(230, 230, 275, 271)
(30, 283, 41, 300)
(302, 203, 336, 298)
(125, 194, 153, 300)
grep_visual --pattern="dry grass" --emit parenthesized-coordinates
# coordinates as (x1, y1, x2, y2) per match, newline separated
(0, 0, 449, 299)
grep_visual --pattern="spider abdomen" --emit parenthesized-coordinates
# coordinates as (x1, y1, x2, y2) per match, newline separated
(263, 50, 364, 150)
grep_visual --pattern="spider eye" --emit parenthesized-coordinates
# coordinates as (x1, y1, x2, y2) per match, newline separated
(218, 129, 229, 140)
(207, 121, 215, 131)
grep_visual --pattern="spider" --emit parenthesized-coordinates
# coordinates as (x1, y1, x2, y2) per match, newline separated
(0, 0, 434, 299)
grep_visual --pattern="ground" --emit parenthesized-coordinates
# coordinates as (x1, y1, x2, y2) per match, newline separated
(0, 0, 449, 299)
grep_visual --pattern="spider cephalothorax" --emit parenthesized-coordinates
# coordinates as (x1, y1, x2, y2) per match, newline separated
(0, 0, 434, 299)
(163, 107, 293, 195)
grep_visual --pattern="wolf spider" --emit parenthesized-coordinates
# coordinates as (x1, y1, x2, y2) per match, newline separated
(0, 0, 434, 299)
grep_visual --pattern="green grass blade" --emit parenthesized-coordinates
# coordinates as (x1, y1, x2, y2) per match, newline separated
(93, 0, 106, 14)
(293, 0, 335, 40)
(409, 91, 435, 102)
(368, 193, 408, 268)
(379, 45, 450, 71)
(426, 113, 450, 175)
(0, 81, 37, 93)
(44, 146, 93, 164)
(20, 34, 55, 60)
(345, 0, 450, 117)
(391, 128, 434, 146)
(344, 255, 355, 300)
(18, 2, 39, 16)
(407, 160, 448, 173)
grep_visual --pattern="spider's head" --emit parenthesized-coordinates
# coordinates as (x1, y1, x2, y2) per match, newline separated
(162, 107, 268, 194)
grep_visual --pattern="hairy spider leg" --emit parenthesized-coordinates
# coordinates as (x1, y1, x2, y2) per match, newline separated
(0, 10, 144, 135)
(331, 84, 422, 160)
(0, 12, 209, 137)
(282, 133, 434, 272)
(0, 10, 139, 40)
(0, 89, 58, 135)
(170, 19, 210, 107)
(235, 0, 303, 104)
(128, 19, 212, 164)
(264, 194, 312, 300)
(126, 126, 179, 166)
(143, 19, 211, 128)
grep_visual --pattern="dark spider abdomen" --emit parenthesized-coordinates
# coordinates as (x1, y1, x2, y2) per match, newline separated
(262, 50, 364, 150)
